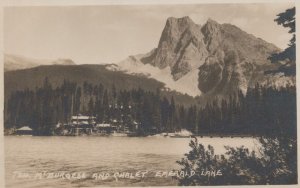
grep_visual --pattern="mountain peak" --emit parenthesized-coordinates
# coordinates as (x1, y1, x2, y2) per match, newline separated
(120, 16, 290, 98)
(164, 16, 195, 33)
(166, 16, 193, 24)
(202, 18, 221, 33)
(150, 16, 200, 69)
(206, 18, 219, 24)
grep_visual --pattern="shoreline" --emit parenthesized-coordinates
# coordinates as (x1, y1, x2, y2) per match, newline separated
(4, 134, 257, 138)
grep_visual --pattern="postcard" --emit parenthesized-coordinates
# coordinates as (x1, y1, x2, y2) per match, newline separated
(1, 0, 298, 187)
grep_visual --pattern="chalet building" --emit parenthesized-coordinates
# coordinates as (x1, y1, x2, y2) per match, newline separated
(15, 126, 33, 135)
(59, 108, 140, 136)
(71, 115, 96, 126)
(95, 123, 117, 134)
(70, 114, 96, 135)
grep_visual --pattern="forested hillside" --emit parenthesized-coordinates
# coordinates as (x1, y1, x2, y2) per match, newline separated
(5, 76, 295, 137)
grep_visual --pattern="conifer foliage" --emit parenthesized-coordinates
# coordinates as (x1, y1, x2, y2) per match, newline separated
(5, 78, 296, 137)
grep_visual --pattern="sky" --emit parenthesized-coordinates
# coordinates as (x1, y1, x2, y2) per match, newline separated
(4, 3, 294, 64)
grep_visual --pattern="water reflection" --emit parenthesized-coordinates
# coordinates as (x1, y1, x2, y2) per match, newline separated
(5, 136, 257, 187)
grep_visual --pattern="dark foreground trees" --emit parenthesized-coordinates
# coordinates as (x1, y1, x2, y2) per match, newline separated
(177, 135, 297, 185)
(270, 7, 295, 64)
(269, 6, 295, 76)
(178, 7, 297, 185)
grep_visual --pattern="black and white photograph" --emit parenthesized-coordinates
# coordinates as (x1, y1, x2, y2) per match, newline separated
(2, 1, 298, 187)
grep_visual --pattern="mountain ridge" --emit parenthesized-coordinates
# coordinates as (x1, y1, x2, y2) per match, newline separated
(4, 64, 198, 108)
(115, 16, 294, 98)
(4, 17, 295, 99)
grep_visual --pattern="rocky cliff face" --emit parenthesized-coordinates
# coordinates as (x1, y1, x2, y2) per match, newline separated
(117, 16, 295, 98)
(197, 19, 286, 96)
(141, 16, 208, 80)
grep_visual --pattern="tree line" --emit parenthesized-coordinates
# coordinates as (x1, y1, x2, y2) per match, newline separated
(197, 84, 296, 137)
(5, 78, 296, 137)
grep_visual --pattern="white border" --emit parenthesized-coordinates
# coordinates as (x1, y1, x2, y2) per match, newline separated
(0, 1, 298, 188)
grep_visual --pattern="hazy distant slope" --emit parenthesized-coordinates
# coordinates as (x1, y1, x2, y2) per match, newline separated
(4, 64, 164, 95)
(5, 64, 199, 106)
(4, 54, 76, 72)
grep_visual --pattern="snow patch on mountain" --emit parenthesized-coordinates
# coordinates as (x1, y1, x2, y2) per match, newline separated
(117, 16, 294, 99)
(108, 56, 201, 97)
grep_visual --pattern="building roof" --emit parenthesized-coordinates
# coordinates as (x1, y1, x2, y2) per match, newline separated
(17, 126, 32, 131)
(72, 121, 89, 125)
(71, 115, 95, 120)
(96, 124, 111, 128)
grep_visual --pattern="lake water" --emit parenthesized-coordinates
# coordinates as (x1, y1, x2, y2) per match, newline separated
(5, 136, 259, 187)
